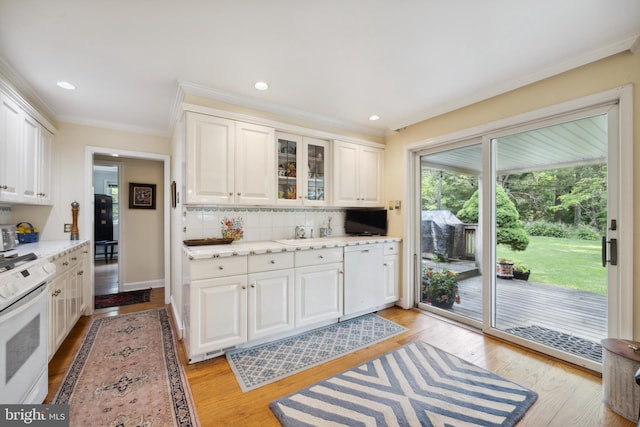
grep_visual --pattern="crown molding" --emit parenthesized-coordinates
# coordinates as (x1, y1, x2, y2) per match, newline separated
(0, 58, 57, 133)
(178, 80, 385, 139)
(388, 33, 640, 133)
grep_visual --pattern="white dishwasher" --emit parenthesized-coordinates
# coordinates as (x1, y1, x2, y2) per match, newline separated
(343, 243, 384, 316)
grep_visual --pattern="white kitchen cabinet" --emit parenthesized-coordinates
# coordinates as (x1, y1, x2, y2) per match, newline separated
(247, 252, 295, 341)
(332, 140, 384, 207)
(235, 121, 276, 204)
(383, 242, 400, 303)
(294, 247, 343, 328)
(21, 113, 40, 204)
(189, 275, 248, 358)
(48, 243, 88, 360)
(0, 92, 54, 205)
(276, 133, 329, 206)
(37, 127, 53, 205)
(248, 268, 295, 341)
(344, 244, 385, 316)
(0, 94, 22, 202)
(184, 112, 275, 205)
(184, 255, 249, 362)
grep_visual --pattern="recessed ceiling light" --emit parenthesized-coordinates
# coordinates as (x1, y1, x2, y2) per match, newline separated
(369, 115, 380, 121)
(56, 81, 76, 90)
(254, 81, 269, 91)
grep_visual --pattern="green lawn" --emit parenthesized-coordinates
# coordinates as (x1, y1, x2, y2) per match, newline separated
(496, 235, 607, 294)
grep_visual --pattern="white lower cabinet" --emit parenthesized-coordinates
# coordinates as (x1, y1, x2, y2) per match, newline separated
(383, 243, 400, 303)
(183, 240, 401, 362)
(190, 275, 248, 357)
(295, 264, 343, 328)
(48, 243, 88, 360)
(248, 269, 295, 341)
(294, 247, 343, 328)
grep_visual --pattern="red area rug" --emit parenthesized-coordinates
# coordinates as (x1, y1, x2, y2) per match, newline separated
(95, 288, 151, 309)
(51, 308, 200, 426)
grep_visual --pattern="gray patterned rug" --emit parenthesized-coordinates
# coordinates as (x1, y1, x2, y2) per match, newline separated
(270, 341, 538, 426)
(506, 324, 602, 363)
(226, 314, 407, 392)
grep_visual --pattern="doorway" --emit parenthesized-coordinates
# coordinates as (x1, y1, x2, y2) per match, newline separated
(410, 87, 633, 372)
(93, 162, 121, 295)
(84, 147, 171, 316)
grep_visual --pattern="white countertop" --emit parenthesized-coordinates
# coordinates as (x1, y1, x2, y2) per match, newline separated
(184, 236, 401, 260)
(12, 239, 90, 259)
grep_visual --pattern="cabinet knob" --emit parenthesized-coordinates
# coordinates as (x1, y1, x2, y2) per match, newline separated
(242, 285, 246, 289)
(229, 192, 233, 196)
(318, 255, 324, 259)
(251, 283, 256, 288)
(218, 266, 224, 270)
(237, 192, 241, 196)
(0, 185, 7, 190)
(270, 260, 275, 264)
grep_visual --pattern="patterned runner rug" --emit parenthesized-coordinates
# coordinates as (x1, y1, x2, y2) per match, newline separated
(226, 313, 407, 392)
(94, 288, 151, 309)
(270, 341, 538, 426)
(52, 308, 200, 426)
(506, 324, 602, 363)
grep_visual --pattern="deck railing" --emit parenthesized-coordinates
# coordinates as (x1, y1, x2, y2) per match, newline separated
(463, 224, 477, 260)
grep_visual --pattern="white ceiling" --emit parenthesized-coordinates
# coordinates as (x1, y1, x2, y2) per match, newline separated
(0, 1, 639, 138)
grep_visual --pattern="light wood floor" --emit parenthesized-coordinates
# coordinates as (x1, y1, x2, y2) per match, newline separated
(47, 288, 635, 427)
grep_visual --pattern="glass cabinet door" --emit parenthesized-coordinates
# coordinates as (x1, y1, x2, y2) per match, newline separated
(276, 133, 328, 206)
(277, 133, 301, 204)
(304, 137, 327, 206)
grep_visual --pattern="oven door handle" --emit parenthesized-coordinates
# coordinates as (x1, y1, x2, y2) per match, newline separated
(0, 283, 47, 321)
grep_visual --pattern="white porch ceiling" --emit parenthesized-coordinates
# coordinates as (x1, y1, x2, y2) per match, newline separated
(420, 114, 608, 175)
(0, 1, 638, 137)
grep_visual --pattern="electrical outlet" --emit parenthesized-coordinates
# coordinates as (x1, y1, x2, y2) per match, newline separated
(64, 224, 72, 232)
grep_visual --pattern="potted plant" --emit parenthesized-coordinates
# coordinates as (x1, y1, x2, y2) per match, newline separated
(421, 267, 460, 309)
(513, 261, 530, 281)
(496, 258, 514, 279)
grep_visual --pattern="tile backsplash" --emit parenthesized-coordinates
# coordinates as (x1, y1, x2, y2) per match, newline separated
(0, 206, 11, 224)
(184, 207, 345, 241)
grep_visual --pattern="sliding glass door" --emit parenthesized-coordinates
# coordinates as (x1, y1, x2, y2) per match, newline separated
(414, 101, 625, 370)
(417, 141, 484, 326)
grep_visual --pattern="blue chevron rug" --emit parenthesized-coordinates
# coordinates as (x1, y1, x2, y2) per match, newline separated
(270, 341, 538, 426)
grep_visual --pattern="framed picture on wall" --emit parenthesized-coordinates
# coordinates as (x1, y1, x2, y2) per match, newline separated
(129, 182, 156, 209)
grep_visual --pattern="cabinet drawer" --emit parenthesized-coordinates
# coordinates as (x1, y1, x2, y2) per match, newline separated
(295, 248, 343, 267)
(191, 256, 247, 280)
(384, 242, 400, 256)
(248, 252, 294, 273)
(52, 254, 70, 275)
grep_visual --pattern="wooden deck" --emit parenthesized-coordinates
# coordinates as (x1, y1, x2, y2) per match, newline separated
(422, 260, 607, 344)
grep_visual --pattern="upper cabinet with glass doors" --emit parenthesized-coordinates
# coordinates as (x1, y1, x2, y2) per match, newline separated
(276, 133, 329, 206)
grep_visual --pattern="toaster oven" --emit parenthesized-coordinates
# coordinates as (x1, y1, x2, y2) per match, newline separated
(0, 225, 19, 251)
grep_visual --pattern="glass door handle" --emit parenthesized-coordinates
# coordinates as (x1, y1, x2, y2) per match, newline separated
(602, 236, 617, 267)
